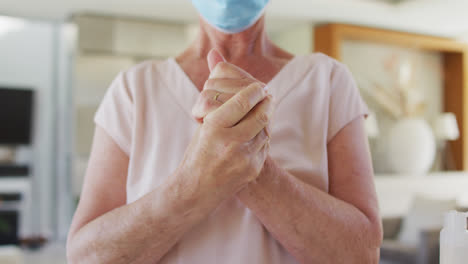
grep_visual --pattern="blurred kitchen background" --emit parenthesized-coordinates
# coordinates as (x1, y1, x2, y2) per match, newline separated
(1, 0, 468, 263)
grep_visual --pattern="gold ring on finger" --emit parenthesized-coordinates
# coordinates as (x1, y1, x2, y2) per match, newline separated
(214, 92, 221, 102)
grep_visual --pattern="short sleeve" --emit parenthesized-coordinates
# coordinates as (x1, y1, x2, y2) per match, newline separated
(327, 62, 369, 143)
(94, 71, 133, 155)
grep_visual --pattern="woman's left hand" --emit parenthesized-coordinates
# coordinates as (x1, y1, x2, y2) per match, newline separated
(192, 49, 273, 126)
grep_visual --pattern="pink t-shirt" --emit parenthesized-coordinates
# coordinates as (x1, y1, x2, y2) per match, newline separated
(94, 53, 369, 263)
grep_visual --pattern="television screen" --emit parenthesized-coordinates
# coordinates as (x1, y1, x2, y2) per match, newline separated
(0, 88, 34, 145)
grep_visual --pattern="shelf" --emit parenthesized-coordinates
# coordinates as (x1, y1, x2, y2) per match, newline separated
(0, 178, 30, 193)
(0, 165, 29, 177)
(374, 171, 468, 217)
(0, 193, 21, 202)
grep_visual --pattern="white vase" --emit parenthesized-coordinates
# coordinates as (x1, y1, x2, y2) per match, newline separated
(387, 118, 436, 174)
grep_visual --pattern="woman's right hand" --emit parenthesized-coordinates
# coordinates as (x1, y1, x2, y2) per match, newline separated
(172, 58, 274, 202)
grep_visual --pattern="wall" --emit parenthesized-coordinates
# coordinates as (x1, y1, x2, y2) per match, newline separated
(73, 55, 135, 196)
(0, 17, 58, 237)
(74, 15, 189, 58)
(270, 23, 313, 55)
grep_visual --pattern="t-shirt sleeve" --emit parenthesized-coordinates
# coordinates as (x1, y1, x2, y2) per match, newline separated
(327, 61, 369, 143)
(94, 71, 133, 155)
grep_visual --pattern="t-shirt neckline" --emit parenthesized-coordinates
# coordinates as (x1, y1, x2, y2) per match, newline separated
(170, 55, 301, 91)
(164, 55, 303, 118)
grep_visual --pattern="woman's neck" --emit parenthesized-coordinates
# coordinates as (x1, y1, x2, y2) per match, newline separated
(176, 16, 294, 90)
(190, 16, 275, 62)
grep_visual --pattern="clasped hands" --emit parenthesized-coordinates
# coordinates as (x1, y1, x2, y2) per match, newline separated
(181, 49, 274, 199)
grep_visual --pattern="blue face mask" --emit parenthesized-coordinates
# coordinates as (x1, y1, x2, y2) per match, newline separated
(192, 0, 270, 34)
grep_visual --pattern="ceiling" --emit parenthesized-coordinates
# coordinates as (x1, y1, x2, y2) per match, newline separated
(1, 0, 468, 39)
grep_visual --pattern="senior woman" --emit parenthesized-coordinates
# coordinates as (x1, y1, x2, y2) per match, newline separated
(67, 0, 383, 263)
